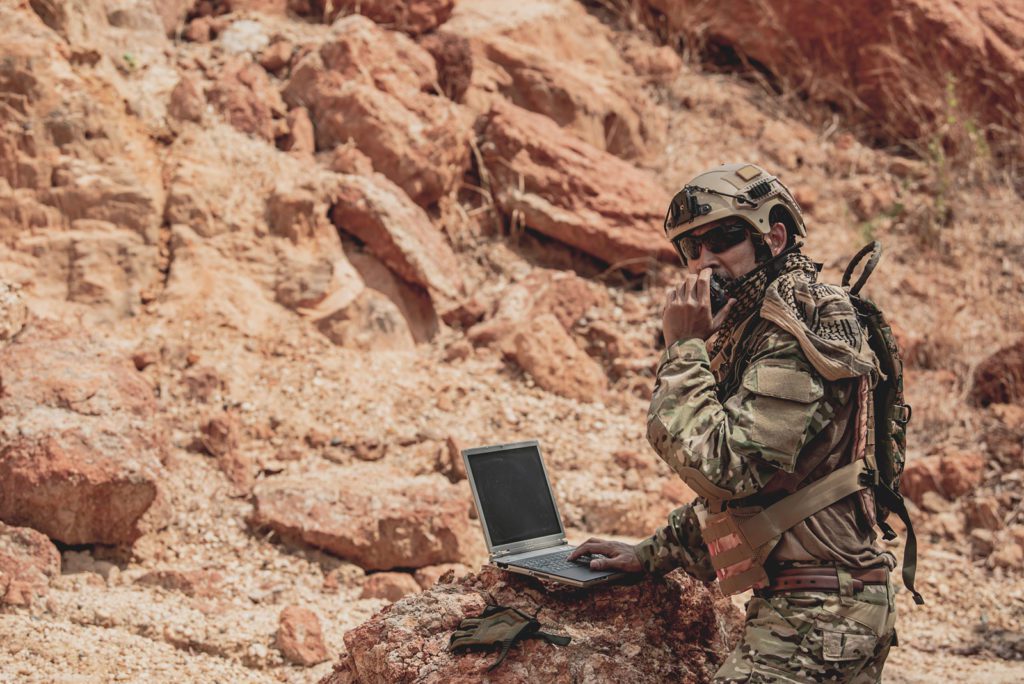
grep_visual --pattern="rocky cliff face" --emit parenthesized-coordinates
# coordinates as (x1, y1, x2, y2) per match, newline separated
(0, 0, 1022, 682)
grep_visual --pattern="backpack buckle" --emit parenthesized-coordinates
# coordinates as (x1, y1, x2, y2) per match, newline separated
(859, 466, 880, 487)
(893, 404, 912, 425)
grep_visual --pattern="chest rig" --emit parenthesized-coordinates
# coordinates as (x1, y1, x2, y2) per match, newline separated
(693, 314, 878, 597)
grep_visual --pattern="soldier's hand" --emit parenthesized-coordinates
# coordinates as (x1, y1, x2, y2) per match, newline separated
(568, 538, 643, 573)
(662, 268, 736, 346)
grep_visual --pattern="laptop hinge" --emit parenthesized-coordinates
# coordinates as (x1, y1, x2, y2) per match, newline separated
(492, 538, 568, 559)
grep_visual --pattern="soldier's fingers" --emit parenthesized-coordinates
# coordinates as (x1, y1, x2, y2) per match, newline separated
(591, 554, 632, 572)
(569, 539, 604, 559)
(682, 274, 699, 304)
(695, 268, 711, 305)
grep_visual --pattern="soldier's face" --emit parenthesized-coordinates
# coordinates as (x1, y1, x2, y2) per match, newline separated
(684, 221, 760, 281)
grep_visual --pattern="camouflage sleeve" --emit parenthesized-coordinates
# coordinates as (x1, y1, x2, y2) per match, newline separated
(633, 501, 716, 580)
(646, 330, 834, 501)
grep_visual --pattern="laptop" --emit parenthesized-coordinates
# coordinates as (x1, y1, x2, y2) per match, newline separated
(462, 440, 623, 587)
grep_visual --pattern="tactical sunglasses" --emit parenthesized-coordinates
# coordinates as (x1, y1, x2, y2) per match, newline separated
(673, 220, 750, 261)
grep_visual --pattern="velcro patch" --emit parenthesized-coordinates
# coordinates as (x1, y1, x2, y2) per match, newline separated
(742, 360, 823, 403)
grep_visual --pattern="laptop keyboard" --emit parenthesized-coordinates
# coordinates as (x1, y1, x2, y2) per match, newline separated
(514, 552, 599, 574)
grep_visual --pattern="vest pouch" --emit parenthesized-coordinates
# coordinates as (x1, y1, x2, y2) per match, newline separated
(700, 505, 777, 595)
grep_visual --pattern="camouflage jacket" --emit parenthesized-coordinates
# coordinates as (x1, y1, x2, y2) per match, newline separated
(634, 268, 887, 578)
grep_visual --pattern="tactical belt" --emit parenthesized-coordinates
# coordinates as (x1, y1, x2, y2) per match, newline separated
(760, 566, 889, 594)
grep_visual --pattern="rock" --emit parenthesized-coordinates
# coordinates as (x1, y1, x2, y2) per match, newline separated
(135, 569, 223, 598)
(207, 57, 285, 141)
(418, 31, 472, 102)
(448, 0, 659, 157)
(316, 289, 416, 351)
(200, 412, 241, 458)
(642, 0, 1024, 157)
(259, 39, 293, 73)
(163, 124, 329, 239)
(329, 173, 462, 300)
(251, 466, 477, 570)
(0, 522, 61, 607)
(413, 563, 471, 589)
(322, 565, 740, 683)
(343, 251, 438, 344)
(970, 338, 1024, 407)
(466, 269, 609, 354)
(274, 255, 337, 310)
(0, 320, 166, 545)
(478, 101, 675, 271)
(280, 107, 315, 155)
(510, 314, 607, 402)
(267, 188, 331, 244)
(901, 452, 986, 506)
(435, 435, 467, 484)
(15, 226, 161, 320)
(219, 19, 270, 55)
(169, 75, 205, 123)
(0, 281, 27, 342)
(282, 18, 472, 205)
(328, 144, 375, 176)
(964, 497, 1004, 531)
(969, 529, 996, 557)
(991, 543, 1024, 570)
(277, 606, 330, 666)
(360, 572, 421, 601)
(302, 0, 454, 35)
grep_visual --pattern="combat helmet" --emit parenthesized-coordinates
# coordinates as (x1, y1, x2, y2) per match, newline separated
(663, 163, 806, 263)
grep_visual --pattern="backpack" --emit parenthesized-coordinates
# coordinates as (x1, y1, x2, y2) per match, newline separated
(842, 241, 923, 605)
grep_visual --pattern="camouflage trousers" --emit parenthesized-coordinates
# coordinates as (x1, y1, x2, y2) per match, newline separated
(714, 579, 897, 683)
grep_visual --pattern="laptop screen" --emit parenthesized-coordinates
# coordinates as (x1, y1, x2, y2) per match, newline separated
(467, 444, 562, 547)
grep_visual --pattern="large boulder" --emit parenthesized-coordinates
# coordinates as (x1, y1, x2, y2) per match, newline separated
(282, 16, 472, 206)
(970, 338, 1024, 407)
(250, 466, 479, 570)
(321, 565, 741, 683)
(0, 320, 166, 545)
(447, 0, 660, 157)
(642, 0, 1024, 157)
(511, 314, 608, 403)
(0, 522, 61, 607)
(478, 101, 675, 271)
(329, 173, 462, 300)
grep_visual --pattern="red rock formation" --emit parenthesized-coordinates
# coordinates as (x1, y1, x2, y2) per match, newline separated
(511, 314, 608, 403)
(277, 605, 330, 666)
(902, 452, 986, 506)
(360, 572, 422, 601)
(298, 0, 455, 35)
(329, 173, 462, 300)
(0, 320, 166, 545)
(970, 338, 1024, 407)
(478, 101, 675, 271)
(321, 565, 741, 683)
(642, 0, 1024, 156)
(282, 16, 472, 206)
(0, 522, 61, 607)
(250, 466, 479, 570)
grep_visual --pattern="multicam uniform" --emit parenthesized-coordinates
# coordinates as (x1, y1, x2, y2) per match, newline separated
(634, 252, 898, 683)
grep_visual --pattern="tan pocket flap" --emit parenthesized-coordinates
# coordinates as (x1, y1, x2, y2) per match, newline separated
(743, 360, 823, 403)
(821, 630, 877, 662)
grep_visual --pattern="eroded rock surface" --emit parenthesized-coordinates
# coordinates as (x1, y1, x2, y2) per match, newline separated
(479, 101, 675, 271)
(0, 522, 61, 607)
(321, 565, 741, 683)
(251, 466, 478, 570)
(0, 320, 166, 545)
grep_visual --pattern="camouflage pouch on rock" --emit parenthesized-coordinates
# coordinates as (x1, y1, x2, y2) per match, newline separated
(449, 604, 571, 671)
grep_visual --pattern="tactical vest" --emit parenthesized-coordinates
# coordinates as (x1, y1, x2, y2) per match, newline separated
(686, 243, 923, 603)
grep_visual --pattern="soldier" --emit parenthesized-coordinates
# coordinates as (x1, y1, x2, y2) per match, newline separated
(570, 163, 899, 682)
